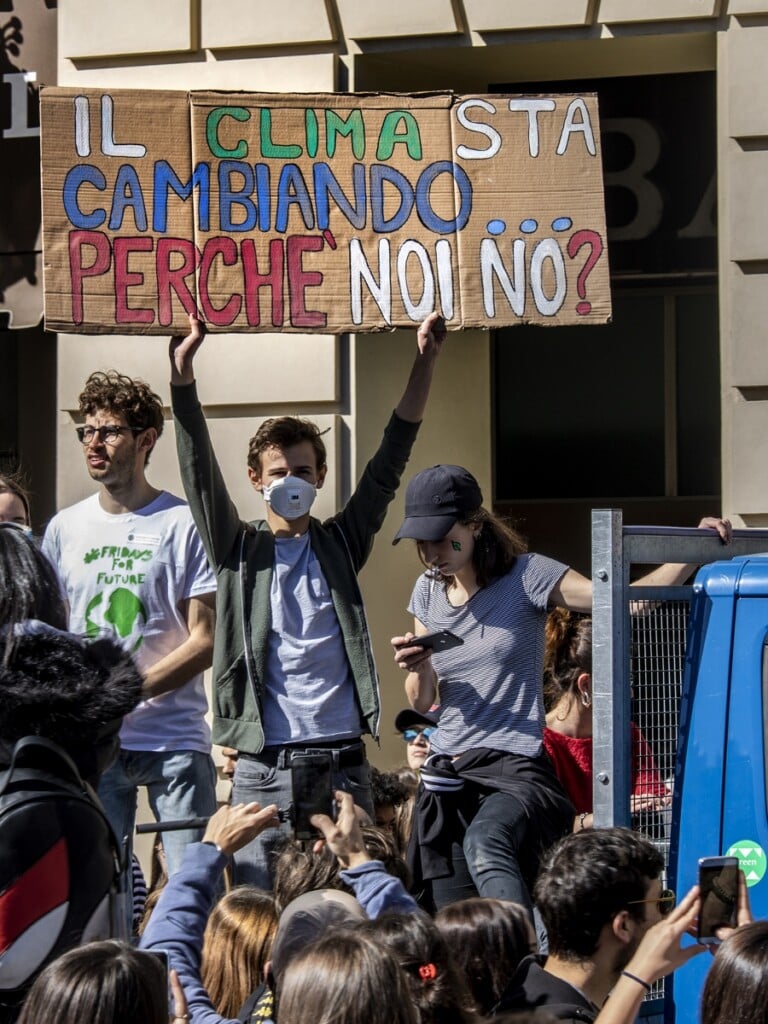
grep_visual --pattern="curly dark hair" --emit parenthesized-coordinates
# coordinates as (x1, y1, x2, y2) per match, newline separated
(247, 416, 327, 474)
(78, 371, 164, 464)
(370, 766, 410, 811)
(533, 826, 664, 962)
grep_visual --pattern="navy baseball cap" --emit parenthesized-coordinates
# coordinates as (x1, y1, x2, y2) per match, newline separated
(393, 465, 483, 544)
(394, 707, 439, 732)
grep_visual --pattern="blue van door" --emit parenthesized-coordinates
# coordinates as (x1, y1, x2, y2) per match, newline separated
(670, 556, 768, 1023)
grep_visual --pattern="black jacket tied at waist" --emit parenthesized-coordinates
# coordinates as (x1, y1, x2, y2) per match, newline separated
(408, 747, 574, 884)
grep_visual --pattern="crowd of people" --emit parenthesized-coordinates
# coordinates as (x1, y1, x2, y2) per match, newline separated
(0, 308, 755, 1024)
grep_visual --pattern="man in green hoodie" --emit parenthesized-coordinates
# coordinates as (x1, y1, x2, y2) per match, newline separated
(169, 311, 445, 885)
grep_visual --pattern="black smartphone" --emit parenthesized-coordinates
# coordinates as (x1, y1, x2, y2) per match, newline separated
(697, 856, 739, 944)
(290, 751, 335, 841)
(145, 950, 172, 1012)
(411, 629, 463, 652)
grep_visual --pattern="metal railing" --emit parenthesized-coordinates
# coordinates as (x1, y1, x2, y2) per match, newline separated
(590, 511, 768, 1016)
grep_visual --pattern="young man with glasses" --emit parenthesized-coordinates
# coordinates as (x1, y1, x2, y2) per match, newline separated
(394, 707, 438, 771)
(497, 826, 674, 1022)
(42, 370, 217, 884)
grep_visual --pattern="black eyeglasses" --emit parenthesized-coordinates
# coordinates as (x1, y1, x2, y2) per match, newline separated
(76, 425, 145, 446)
(628, 888, 676, 916)
(402, 727, 437, 742)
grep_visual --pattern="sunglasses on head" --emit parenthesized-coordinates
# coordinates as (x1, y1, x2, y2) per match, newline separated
(402, 726, 436, 742)
(627, 888, 676, 916)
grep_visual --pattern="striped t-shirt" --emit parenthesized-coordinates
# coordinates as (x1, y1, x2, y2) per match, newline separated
(408, 553, 568, 758)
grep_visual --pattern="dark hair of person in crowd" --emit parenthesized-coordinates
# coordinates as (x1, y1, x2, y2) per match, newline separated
(272, 824, 410, 914)
(543, 608, 592, 713)
(276, 930, 418, 1024)
(700, 921, 768, 1024)
(78, 370, 164, 464)
(247, 416, 327, 474)
(0, 525, 67, 664)
(0, 632, 142, 784)
(16, 941, 168, 1024)
(534, 827, 664, 961)
(357, 911, 477, 1024)
(434, 898, 536, 1015)
(0, 473, 32, 527)
(201, 887, 278, 1018)
(417, 506, 527, 590)
(370, 765, 411, 828)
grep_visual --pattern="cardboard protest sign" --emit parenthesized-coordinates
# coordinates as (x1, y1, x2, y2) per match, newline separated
(41, 88, 611, 334)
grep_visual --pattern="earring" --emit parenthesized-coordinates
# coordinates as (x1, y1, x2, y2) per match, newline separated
(581, 692, 592, 708)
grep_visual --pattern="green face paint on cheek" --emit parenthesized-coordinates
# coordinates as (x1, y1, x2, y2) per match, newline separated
(451, 540, 462, 551)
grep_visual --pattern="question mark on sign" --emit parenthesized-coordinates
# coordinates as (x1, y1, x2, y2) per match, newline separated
(567, 229, 603, 315)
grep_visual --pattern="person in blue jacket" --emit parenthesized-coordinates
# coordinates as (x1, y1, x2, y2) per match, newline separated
(140, 792, 417, 1024)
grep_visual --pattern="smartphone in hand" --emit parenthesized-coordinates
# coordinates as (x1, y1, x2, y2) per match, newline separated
(697, 856, 739, 944)
(290, 752, 335, 841)
(399, 630, 463, 653)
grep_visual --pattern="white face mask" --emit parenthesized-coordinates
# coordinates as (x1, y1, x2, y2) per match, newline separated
(262, 475, 317, 520)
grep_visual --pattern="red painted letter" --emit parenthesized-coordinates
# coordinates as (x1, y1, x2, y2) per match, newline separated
(69, 230, 112, 325)
(287, 235, 326, 328)
(114, 236, 154, 324)
(198, 237, 242, 327)
(241, 238, 284, 327)
(157, 238, 198, 326)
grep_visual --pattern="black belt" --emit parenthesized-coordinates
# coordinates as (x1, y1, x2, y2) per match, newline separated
(241, 741, 366, 771)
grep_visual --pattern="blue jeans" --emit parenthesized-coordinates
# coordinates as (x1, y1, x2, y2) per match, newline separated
(231, 746, 373, 889)
(98, 748, 218, 878)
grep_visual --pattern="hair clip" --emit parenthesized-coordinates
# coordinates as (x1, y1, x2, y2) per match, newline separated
(418, 963, 438, 981)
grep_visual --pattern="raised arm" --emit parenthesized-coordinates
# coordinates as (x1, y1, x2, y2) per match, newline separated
(593, 886, 705, 1024)
(169, 315, 242, 569)
(549, 517, 733, 613)
(394, 312, 446, 423)
(170, 312, 206, 385)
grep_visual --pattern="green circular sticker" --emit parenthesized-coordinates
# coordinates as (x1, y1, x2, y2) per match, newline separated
(726, 840, 767, 887)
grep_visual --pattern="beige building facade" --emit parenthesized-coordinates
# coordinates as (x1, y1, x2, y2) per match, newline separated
(15, 0, 768, 764)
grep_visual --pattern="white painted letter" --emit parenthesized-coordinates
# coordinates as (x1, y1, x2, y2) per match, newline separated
(556, 98, 596, 156)
(530, 238, 566, 316)
(435, 238, 454, 321)
(508, 98, 556, 158)
(350, 238, 391, 325)
(481, 237, 526, 318)
(101, 95, 146, 158)
(397, 240, 434, 321)
(455, 99, 501, 160)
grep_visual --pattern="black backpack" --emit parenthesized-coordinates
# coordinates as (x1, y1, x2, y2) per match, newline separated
(0, 736, 125, 1017)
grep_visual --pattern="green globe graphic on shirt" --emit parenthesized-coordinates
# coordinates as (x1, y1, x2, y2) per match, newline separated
(85, 588, 147, 651)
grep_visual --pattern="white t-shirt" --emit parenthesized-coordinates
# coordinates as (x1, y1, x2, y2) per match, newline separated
(42, 491, 216, 753)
